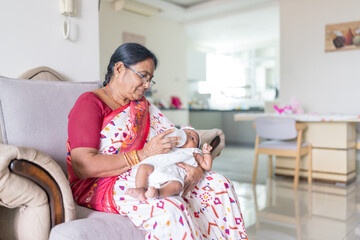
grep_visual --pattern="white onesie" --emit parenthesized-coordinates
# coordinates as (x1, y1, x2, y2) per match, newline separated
(134, 148, 202, 189)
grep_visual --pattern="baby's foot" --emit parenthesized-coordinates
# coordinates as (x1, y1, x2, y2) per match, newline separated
(145, 186, 159, 199)
(125, 188, 147, 201)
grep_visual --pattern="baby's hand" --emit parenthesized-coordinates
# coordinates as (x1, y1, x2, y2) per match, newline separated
(202, 143, 212, 154)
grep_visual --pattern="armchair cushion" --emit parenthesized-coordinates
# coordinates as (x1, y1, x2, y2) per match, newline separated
(0, 77, 101, 173)
(50, 205, 145, 240)
(258, 140, 309, 150)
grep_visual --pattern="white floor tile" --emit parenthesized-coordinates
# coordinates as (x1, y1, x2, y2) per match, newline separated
(212, 144, 360, 240)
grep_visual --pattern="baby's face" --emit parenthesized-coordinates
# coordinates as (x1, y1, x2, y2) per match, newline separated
(180, 129, 199, 148)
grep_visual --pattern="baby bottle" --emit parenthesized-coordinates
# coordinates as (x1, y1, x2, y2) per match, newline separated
(166, 127, 187, 147)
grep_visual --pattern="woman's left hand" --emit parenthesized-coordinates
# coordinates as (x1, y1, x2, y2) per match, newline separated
(176, 157, 204, 197)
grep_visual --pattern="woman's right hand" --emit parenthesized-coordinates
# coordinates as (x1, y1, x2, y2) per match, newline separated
(138, 129, 179, 160)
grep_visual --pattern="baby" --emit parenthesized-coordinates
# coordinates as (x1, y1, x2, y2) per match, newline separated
(126, 127, 212, 201)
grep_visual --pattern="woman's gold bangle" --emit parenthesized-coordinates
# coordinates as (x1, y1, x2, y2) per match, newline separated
(131, 150, 140, 165)
(128, 153, 135, 166)
(123, 153, 131, 168)
(123, 151, 140, 168)
(126, 153, 134, 167)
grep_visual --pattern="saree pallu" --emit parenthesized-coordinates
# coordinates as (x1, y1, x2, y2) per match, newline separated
(68, 97, 248, 239)
(67, 97, 150, 213)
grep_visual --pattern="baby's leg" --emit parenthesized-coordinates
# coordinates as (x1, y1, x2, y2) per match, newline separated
(145, 181, 183, 199)
(126, 164, 154, 201)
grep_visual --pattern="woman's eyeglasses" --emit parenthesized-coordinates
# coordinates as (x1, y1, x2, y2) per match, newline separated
(124, 64, 156, 87)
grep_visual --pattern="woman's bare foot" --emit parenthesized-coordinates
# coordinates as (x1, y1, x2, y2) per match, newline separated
(125, 188, 147, 201)
(145, 186, 159, 199)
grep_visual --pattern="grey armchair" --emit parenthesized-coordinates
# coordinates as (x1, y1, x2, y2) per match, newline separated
(0, 74, 225, 240)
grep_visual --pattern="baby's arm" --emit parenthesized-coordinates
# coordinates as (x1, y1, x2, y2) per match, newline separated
(194, 143, 213, 171)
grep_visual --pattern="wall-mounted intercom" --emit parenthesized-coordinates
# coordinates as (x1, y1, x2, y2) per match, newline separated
(60, 0, 74, 39)
(60, 0, 74, 15)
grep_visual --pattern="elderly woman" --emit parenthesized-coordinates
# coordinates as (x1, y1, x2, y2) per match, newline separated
(67, 43, 247, 239)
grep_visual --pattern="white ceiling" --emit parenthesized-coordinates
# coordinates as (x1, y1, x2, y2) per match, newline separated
(163, 0, 209, 8)
(135, 0, 280, 52)
(186, 2, 279, 52)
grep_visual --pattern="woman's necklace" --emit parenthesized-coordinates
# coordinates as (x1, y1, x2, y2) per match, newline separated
(106, 84, 122, 108)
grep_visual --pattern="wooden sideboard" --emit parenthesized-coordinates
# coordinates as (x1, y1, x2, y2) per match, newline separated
(234, 113, 360, 184)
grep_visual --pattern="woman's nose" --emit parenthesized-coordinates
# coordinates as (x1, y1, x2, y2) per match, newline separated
(143, 80, 151, 87)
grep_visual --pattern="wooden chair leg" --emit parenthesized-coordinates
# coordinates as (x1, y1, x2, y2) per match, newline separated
(268, 155, 273, 178)
(294, 153, 300, 190)
(252, 135, 260, 185)
(294, 130, 303, 190)
(252, 152, 259, 184)
(308, 144, 312, 183)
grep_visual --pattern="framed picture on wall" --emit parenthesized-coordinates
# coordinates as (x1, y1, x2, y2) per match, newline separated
(325, 20, 360, 52)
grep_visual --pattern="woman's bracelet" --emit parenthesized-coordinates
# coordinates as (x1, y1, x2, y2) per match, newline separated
(123, 150, 140, 168)
(123, 153, 131, 168)
(131, 150, 140, 165)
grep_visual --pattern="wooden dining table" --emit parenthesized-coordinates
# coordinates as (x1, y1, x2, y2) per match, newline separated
(234, 113, 360, 184)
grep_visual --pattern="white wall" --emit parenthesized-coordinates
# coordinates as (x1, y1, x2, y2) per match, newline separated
(279, 0, 360, 114)
(187, 49, 208, 107)
(99, 2, 187, 110)
(0, 0, 99, 81)
(187, 49, 207, 82)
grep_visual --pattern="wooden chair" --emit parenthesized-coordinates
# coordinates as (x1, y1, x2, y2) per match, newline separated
(252, 117, 312, 189)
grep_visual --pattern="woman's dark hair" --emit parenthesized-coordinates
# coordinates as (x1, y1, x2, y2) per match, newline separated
(103, 43, 158, 86)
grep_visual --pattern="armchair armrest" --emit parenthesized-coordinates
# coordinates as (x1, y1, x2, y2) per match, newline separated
(0, 144, 75, 239)
(196, 128, 225, 160)
(10, 159, 64, 227)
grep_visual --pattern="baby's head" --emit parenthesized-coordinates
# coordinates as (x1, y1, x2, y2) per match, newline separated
(180, 128, 201, 149)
